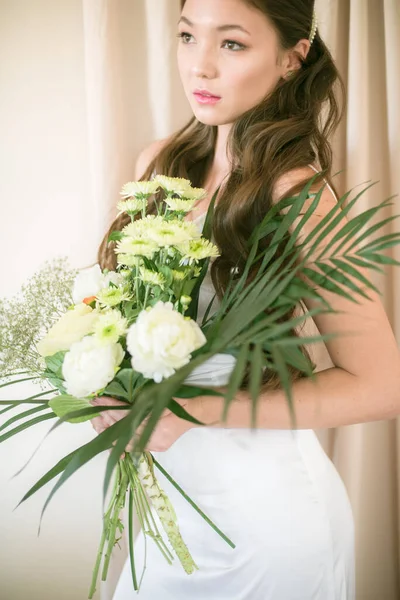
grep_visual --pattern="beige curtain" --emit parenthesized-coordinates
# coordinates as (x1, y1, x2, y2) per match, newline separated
(315, 1, 400, 599)
(0, 1, 399, 599)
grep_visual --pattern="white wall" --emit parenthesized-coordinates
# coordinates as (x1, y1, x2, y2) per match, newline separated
(1, 1, 114, 598)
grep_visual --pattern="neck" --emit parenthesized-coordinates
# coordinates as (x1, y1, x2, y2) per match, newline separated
(212, 123, 233, 174)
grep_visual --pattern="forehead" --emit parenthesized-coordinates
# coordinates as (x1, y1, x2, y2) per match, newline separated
(181, 0, 276, 39)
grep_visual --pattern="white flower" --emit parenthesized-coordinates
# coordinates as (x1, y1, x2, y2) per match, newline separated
(36, 303, 100, 357)
(117, 198, 147, 215)
(72, 264, 124, 304)
(72, 264, 102, 304)
(93, 309, 128, 344)
(103, 270, 125, 288)
(62, 335, 125, 397)
(120, 180, 160, 198)
(154, 175, 192, 196)
(178, 239, 220, 265)
(126, 301, 206, 383)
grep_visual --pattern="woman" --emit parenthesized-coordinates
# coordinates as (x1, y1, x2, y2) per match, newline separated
(92, 0, 400, 598)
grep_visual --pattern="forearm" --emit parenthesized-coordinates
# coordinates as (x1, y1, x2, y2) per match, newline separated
(199, 366, 400, 430)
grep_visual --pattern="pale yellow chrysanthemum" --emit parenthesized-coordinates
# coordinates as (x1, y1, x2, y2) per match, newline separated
(164, 196, 196, 212)
(180, 187, 207, 202)
(178, 239, 220, 265)
(117, 254, 143, 267)
(96, 286, 131, 307)
(115, 237, 158, 259)
(146, 220, 200, 247)
(139, 267, 165, 288)
(117, 267, 132, 279)
(171, 269, 188, 281)
(178, 219, 203, 238)
(154, 175, 192, 196)
(122, 215, 163, 240)
(93, 309, 128, 345)
(120, 180, 160, 198)
(117, 198, 147, 215)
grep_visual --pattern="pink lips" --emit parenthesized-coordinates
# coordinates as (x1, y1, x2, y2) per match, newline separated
(193, 89, 221, 105)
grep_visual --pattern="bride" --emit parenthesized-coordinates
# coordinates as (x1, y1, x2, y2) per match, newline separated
(91, 0, 400, 597)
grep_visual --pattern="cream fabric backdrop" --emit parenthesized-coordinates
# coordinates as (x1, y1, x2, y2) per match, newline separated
(0, 1, 399, 599)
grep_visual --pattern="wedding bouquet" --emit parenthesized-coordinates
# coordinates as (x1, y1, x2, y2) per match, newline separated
(1, 172, 400, 597)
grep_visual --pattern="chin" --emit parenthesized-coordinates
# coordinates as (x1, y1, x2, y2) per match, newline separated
(191, 108, 236, 127)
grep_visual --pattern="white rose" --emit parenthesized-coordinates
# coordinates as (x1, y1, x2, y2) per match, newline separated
(36, 303, 100, 357)
(72, 264, 124, 304)
(62, 335, 125, 398)
(126, 301, 206, 383)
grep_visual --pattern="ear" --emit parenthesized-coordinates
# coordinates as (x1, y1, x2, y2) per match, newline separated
(282, 39, 311, 77)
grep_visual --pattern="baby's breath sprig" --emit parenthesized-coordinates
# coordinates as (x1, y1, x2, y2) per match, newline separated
(0, 257, 78, 384)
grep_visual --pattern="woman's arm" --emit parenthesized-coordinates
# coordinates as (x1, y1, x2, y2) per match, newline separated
(198, 363, 400, 430)
(197, 168, 400, 430)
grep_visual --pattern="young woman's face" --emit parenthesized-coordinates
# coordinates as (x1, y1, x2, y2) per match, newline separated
(177, 0, 285, 126)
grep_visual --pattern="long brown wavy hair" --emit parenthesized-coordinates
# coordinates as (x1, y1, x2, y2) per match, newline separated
(98, 0, 345, 390)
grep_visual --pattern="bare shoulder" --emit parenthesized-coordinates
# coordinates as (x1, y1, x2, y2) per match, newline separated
(272, 165, 339, 222)
(134, 137, 171, 179)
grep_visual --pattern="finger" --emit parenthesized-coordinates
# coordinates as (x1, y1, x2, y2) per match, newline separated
(91, 415, 105, 433)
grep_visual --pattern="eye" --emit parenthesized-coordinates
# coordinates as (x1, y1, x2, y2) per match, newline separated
(177, 31, 194, 44)
(222, 40, 246, 51)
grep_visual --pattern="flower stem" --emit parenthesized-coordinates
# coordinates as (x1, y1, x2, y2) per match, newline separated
(101, 460, 129, 580)
(128, 486, 138, 591)
(125, 456, 173, 562)
(143, 285, 150, 309)
(88, 463, 121, 598)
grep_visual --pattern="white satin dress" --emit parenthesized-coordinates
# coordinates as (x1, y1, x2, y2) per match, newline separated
(112, 211, 356, 600)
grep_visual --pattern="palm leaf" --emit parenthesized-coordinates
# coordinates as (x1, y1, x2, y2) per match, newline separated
(249, 343, 264, 429)
(302, 183, 378, 262)
(357, 250, 400, 266)
(0, 404, 49, 434)
(300, 267, 358, 303)
(16, 447, 80, 508)
(0, 412, 56, 444)
(222, 342, 249, 421)
(0, 376, 42, 389)
(271, 344, 296, 428)
(168, 399, 205, 425)
(346, 255, 384, 274)
(315, 262, 372, 300)
(330, 258, 381, 296)
(340, 212, 400, 255)
(36, 415, 136, 528)
(317, 194, 393, 260)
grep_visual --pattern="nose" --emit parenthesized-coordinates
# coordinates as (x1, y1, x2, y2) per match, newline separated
(191, 45, 218, 79)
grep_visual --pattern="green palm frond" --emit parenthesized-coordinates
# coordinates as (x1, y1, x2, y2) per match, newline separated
(130, 177, 400, 445)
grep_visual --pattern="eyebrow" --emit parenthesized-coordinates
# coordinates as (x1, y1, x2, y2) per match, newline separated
(178, 16, 251, 36)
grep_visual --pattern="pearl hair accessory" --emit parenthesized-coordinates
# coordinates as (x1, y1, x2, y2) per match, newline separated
(309, 9, 318, 45)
